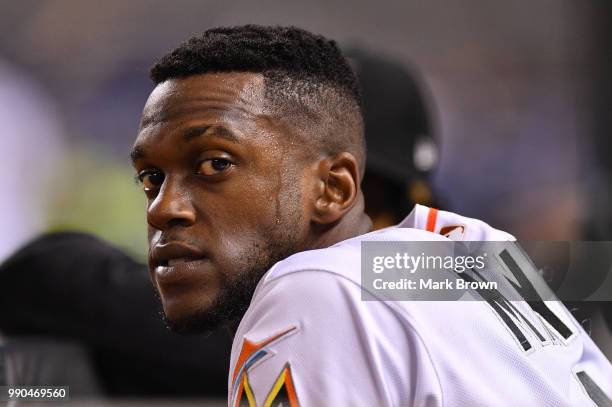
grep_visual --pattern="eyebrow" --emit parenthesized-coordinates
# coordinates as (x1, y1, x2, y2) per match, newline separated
(130, 146, 145, 165)
(183, 125, 241, 143)
(130, 125, 242, 165)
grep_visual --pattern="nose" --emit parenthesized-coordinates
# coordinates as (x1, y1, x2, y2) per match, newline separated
(147, 177, 196, 230)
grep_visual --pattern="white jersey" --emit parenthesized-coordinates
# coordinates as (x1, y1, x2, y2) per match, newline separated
(228, 205, 612, 407)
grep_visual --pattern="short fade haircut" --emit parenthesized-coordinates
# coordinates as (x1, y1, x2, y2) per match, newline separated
(150, 25, 366, 176)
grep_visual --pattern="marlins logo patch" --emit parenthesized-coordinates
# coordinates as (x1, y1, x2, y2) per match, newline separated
(231, 326, 299, 407)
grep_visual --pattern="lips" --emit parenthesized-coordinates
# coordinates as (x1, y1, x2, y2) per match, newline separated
(151, 242, 205, 266)
(150, 242, 209, 284)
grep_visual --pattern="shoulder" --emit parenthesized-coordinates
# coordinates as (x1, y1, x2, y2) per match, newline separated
(259, 222, 448, 290)
(403, 204, 516, 241)
(256, 204, 513, 291)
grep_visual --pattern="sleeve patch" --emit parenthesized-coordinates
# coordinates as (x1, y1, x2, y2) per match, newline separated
(231, 326, 298, 407)
(235, 363, 299, 407)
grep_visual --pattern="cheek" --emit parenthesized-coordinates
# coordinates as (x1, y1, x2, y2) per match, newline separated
(202, 173, 281, 225)
(279, 165, 313, 222)
(194, 183, 278, 254)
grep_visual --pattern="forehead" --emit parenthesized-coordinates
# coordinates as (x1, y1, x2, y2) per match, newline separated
(140, 72, 268, 130)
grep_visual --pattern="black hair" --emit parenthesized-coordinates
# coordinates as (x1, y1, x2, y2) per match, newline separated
(150, 25, 361, 105)
(150, 25, 365, 175)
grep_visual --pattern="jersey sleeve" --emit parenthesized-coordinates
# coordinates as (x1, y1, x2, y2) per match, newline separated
(228, 269, 443, 407)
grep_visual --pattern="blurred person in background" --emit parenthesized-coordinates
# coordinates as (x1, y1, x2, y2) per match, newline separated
(346, 48, 443, 229)
(0, 232, 230, 397)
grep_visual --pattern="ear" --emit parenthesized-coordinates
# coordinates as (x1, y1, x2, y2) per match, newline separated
(312, 152, 360, 225)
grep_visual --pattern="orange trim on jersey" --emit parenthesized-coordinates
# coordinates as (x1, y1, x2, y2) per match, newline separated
(426, 207, 438, 232)
(284, 365, 299, 406)
(235, 379, 245, 406)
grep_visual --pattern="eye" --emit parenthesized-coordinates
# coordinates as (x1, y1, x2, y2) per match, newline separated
(198, 158, 233, 176)
(137, 169, 165, 191)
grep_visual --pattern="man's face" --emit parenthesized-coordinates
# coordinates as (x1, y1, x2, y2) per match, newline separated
(132, 73, 310, 333)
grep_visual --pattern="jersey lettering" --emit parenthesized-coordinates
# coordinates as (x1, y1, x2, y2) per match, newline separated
(460, 245, 574, 351)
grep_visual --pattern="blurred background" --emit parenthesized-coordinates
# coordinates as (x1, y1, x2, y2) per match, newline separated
(0, 0, 610, 405)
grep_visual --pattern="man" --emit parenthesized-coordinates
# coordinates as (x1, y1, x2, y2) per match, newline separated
(0, 47, 434, 399)
(132, 25, 612, 406)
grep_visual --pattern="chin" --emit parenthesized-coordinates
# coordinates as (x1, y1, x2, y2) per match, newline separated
(163, 301, 226, 335)
(154, 266, 258, 335)
(159, 288, 225, 334)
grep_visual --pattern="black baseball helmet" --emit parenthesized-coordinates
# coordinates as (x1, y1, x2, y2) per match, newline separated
(345, 48, 441, 227)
